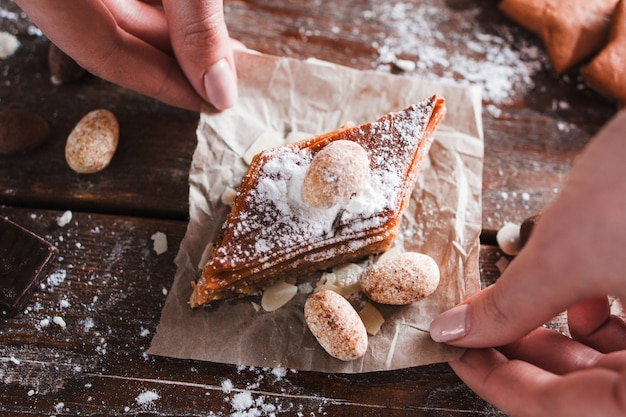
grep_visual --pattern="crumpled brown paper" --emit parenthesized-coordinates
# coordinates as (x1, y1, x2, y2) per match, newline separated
(149, 50, 484, 373)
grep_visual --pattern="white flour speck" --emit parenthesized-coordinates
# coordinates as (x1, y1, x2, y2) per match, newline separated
(150, 232, 168, 255)
(56, 210, 73, 227)
(46, 269, 67, 288)
(0, 31, 20, 59)
(221, 379, 234, 394)
(52, 316, 66, 328)
(135, 390, 160, 406)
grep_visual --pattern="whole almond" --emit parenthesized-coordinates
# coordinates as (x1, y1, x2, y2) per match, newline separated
(361, 252, 440, 305)
(304, 289, 368, 361)
(0, 109, 50, 155)
(302, 140, 370, 208)
(65, 109, 119, 174)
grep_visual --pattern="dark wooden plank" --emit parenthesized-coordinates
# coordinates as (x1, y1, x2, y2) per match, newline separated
(0, 206, 505, 416)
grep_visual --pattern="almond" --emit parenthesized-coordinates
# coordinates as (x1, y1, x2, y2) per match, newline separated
(361, 252, 440, 305)
(302, 140, 370, 208)
(304, 289, 367, 361)
(0, 109, 50, 155)
(65, 109, 119, 174)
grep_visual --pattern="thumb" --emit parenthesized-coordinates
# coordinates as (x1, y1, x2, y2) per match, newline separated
(162, 0, 237, 110)
(429, 248, 578, 347)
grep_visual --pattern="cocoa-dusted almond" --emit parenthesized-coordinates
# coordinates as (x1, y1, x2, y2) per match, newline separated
(65, 109, 119, 174)
(304, 289, 368, 361)
(0, 109, 50, 155)
(360, 252, 440, 305)
(302, 140, 370, 209)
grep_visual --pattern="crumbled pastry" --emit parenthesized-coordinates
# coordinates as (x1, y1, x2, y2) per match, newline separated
(582, 0, 626, 104)
(499, 0, 619, 73)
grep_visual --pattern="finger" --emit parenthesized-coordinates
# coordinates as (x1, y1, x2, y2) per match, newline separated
(102, 0, 172, 54)
(162, 0, 238, 110)
(568, 297, 626, 353)
(452, 348, 626, 417)
(497, 327, 602, 375)
(16, 0, 203, 111)
(429, 249, 582, 347)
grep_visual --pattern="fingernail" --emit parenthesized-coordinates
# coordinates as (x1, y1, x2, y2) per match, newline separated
(429, 304, 469, 343)
(204, 59, 237, 111)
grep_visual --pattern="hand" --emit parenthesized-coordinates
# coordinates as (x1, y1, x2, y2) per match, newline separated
(15, 0, 238, 111)
(430, 110, 626, 417)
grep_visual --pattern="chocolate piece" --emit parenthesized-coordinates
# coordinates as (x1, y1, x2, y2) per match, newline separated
(519, 213, 541, 248)
(0, 217, 58, 313)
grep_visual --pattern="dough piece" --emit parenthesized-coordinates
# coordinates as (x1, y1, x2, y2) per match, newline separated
(499, 0, 619, 73)
(190, 95, 446, 307)
(582, 0, 626, 103)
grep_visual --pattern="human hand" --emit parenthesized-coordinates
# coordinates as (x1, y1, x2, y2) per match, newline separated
(430, 110, 626, 417)
(15, 0, 238, 112)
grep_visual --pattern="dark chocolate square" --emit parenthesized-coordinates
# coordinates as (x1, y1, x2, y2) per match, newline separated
(0, 216, 58, 314)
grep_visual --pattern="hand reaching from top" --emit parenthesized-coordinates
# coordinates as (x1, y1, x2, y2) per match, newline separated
(15, 0, 239, 111)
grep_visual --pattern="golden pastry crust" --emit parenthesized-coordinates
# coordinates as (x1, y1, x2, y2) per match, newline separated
(190, 95, 446, 308)
(582, 0, 626, 104)
(499, 0, 619, 73)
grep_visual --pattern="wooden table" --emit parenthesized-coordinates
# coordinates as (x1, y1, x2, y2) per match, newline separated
(0, 0, 618, 415)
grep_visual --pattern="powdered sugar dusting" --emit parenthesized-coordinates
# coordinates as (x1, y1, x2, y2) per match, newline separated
(371, 3, 548, 103)
(210, 98, 436, 272)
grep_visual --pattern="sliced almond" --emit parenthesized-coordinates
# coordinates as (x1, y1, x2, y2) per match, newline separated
(261, 281, 298, 312)
(359, 302, 385, 335)
(243, 131, 285, 165)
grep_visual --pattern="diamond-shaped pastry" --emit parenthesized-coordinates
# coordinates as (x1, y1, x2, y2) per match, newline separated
(190, 95, 446, 308)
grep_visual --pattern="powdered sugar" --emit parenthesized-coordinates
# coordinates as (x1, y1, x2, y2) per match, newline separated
(371, 3, 548, 103)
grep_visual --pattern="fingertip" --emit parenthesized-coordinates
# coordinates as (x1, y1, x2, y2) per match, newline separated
(204, 58, 238, 111)
(430, 303, 469, 343)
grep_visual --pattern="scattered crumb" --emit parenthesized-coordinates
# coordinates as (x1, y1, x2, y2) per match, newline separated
(45, 269, 67, 289)
(393, 58, 416, 72)
(0, 31, 20, 59)
(52, 316, 67, 328)
(56, 210, 73, 227)
(150, 232, 168, 255)
(221, 379, 234, 394)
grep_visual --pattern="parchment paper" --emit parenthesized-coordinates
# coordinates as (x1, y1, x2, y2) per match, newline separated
(149, 50, 484, 373)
